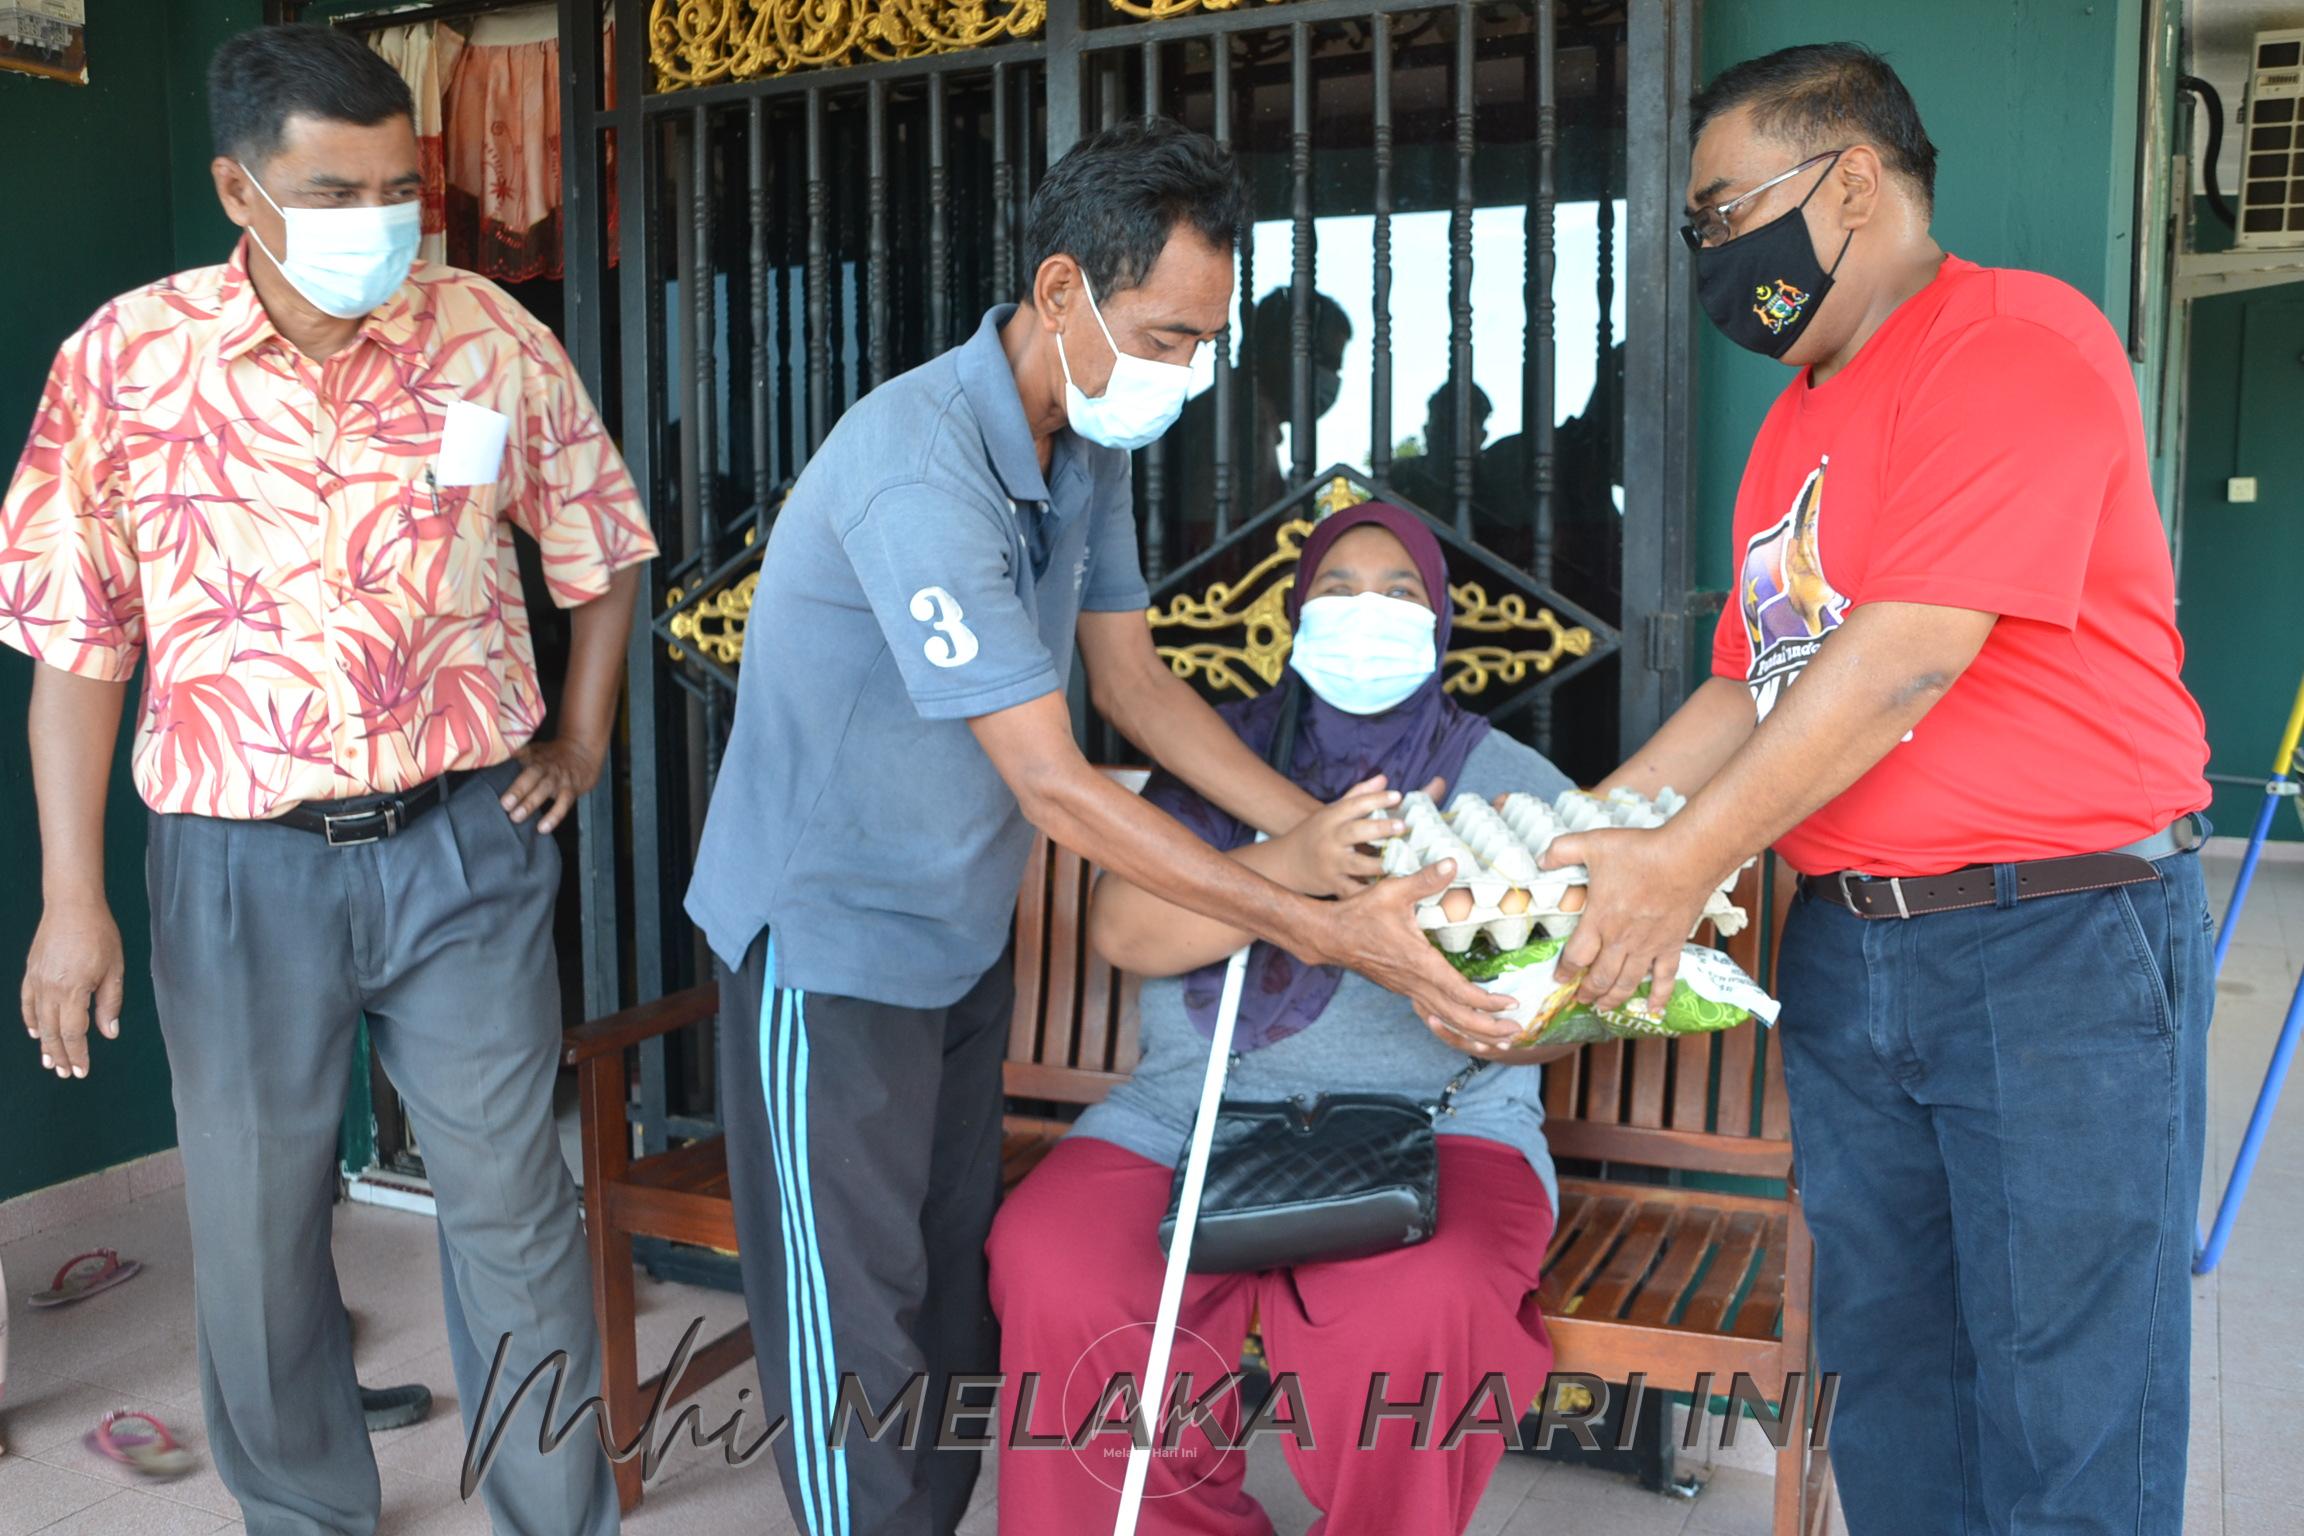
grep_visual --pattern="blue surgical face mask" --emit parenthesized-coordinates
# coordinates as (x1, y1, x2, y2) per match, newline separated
(1055, 270, 1206, 451)
(240, 162, 421, 320)
(1288, 592, 1439, 715)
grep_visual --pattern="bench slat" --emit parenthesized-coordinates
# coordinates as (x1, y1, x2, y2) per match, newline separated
(1541, 1121, 1790, 1180)
(561, 983, 720, 1065)
(1731, 1212, 1792, 1340)
(1671, 1033, 1712, 1130)
(604, 1183, 739, 1251)
(1002, 1062, 1128, 1105)
(1543, 1044, 1580, 1121)
(1578, 1199, 1678, 1319)
(1044, 845, 1088, 1070)
(1627, 1038, 1669, 1128)
(1077, 896, 1117, 1073)
(1679, 1209, 1766, 1334)
(1716, 1014, 1757, 1137)
(623, 1138, 732, 1197)
(1583, 1040, 1624, 1124)
(1760, 1035, 1794, 1142)
(1010, 837, 1051, 1068)
(1764, 858, 1798, 989)
(1538, 1193, 1637, 1314)
(1627, 1204, 1725, 1327)
(1002, 1121, 1069, 1186)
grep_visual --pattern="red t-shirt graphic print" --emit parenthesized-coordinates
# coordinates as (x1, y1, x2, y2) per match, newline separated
(1737, 457, 1849, 723)
(1710, 257, 2209, 878)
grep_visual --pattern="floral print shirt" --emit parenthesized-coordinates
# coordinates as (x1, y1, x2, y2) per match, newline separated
(0, 242, 656, 818)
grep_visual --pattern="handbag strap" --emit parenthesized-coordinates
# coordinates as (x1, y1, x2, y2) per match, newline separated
(1430, 1056, 1490, 1115)
(1266, 672, 1304, 772)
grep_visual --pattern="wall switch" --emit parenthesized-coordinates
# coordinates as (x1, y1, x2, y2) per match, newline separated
(2229, 477, 2259, 503)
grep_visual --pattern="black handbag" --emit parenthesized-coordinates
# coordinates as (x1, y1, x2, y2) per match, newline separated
(1156, 1062, 1487, 1273)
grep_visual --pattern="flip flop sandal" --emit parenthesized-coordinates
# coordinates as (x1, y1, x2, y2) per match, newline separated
(84, 1410, 197, 1480)
(28, 1249, 142, 1309)
(360, 1383, 433, 1432)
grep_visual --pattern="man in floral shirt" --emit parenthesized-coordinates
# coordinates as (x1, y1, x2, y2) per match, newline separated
(2, 27, 652, 1534)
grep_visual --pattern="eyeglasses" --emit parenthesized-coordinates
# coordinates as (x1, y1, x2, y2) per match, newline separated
(1679, 149, 1845, 251)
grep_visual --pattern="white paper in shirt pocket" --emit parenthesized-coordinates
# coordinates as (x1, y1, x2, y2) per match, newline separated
(435, 400, 512, 487)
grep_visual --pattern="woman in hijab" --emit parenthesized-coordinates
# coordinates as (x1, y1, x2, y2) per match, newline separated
(988, 504, 1574, 1535)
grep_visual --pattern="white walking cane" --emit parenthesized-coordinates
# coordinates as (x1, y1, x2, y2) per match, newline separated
(1111, 847, 1261, 1536)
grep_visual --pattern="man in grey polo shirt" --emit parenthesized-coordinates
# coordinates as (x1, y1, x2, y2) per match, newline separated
(687, 118, 1508, 1536)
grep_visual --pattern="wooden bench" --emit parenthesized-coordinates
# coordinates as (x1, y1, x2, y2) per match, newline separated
(564, 770, 1831, 1531)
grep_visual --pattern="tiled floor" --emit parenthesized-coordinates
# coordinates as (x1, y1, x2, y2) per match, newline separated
(2, 849, 2300, 1534)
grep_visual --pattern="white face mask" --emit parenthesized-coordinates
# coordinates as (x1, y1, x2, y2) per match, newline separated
(240, 162, 421, 320)
(1055, 270, 1205, 451)
(1288, 592, 1439, 715)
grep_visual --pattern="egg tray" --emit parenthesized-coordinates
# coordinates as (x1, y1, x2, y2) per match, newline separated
(1377, 786, 1748, 953)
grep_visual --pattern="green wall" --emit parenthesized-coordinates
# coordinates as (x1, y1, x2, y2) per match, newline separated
(1693, 0, 2151, 582)
(169, 4, 268, 269)
(2175, 201, 2304, 839)
(0, 0, 260, 1205)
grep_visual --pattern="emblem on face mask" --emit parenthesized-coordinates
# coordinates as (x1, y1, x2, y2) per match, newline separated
(1751, 279, 1812, 335)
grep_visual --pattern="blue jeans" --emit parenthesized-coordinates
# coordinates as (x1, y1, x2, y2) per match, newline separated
(1776, 850, 2212, 1536)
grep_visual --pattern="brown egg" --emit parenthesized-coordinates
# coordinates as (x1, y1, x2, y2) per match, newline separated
(1498, 888, 1532, 915)
(1439, 887, 1476, 923)
(1561, 887, 1588, 913)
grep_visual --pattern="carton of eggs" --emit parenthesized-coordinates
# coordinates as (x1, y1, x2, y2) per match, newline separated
(1375, 785, 1749, 952)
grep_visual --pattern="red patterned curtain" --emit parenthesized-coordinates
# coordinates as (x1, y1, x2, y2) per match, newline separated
(364, 21, 464, 267)
(444, 6, 564, 283)
(365, 5, 618, 284)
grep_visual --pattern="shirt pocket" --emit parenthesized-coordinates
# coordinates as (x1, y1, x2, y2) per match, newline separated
(399, 476, 501, 617)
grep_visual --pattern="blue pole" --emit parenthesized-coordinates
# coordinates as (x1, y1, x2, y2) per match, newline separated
(2194, 680, 2304, 1271)
(2194, 789, 2280, 1258)
(2211, 788, 2282, 978)
(2197, 969, 2304, 1273)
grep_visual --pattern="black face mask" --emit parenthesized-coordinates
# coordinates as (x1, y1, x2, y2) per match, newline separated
(1695, 170, 1853, 360)
(1313, 365, 1342, 418)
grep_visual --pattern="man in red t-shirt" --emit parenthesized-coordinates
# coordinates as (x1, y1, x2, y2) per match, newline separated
(1548, 45, 2213, 1535)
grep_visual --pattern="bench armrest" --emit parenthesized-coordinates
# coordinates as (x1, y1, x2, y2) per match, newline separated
(561, 983, 721, 1067)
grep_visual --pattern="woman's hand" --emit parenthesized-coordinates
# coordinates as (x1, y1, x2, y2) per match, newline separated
(1266, 775, 1403, 898)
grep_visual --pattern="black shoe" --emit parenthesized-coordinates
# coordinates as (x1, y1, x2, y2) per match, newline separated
(359, 1383, 433, 1433)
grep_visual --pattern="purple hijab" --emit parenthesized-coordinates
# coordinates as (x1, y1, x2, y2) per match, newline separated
(1140, 503, 1492, 1052)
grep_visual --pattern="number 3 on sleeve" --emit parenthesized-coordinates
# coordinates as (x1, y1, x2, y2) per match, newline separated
(909, 585, 981, 669)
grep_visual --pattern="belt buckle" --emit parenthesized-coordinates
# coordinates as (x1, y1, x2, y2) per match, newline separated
(323, 802, 401, 847)
(1837, 871, 1911, 919)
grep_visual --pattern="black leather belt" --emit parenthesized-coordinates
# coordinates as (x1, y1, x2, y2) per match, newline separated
(1801, 814, 2207, 921)
(276, 769, 481, 846)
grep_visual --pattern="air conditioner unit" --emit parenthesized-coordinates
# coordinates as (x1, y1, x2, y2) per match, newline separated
(2238, 27, 2304, 250)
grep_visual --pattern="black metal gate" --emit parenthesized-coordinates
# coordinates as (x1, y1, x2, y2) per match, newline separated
(553, 0, 1698, 1157)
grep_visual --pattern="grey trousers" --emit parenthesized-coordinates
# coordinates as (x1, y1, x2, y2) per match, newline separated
(147, 764, 618, 1536)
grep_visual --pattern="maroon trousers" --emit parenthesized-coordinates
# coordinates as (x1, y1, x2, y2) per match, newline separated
(987, 1136, 1556, 1536)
